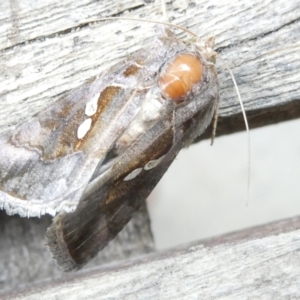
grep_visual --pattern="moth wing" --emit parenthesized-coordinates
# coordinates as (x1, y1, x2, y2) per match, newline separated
(46, 84, 218, 271)
(0, 66, 151, 217)
(0, 27, 180, 217)
(46, 126, 179, 271)
(0, 84, 101, 217)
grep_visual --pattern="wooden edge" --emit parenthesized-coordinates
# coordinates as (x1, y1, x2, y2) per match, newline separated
(5, 215, 300, 299)
(198, 100, 300, 141)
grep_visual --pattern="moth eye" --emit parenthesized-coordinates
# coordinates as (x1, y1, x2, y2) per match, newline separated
(159, 54, 203, 103)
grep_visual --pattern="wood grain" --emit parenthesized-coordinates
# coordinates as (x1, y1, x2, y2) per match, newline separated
(1, 0, 299, 135)
(5, 216, 300, 300)
(0, 0, 299, 297)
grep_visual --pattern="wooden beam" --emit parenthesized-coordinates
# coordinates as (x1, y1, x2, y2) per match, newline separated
(1, 0, 299, 136)
(5, 216, 300, 299)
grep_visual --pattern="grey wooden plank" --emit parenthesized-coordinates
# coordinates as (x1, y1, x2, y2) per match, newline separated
(1, 0, 299, 134)
(5, 216, 300, 300)
(0, 0, 145, 49)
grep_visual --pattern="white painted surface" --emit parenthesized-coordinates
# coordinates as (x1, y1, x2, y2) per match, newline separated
(148, 119, 300, 249)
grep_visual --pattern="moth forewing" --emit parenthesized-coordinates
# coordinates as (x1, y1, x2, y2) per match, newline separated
(46, 27, 219, 271)
(0, 27, 166, 217)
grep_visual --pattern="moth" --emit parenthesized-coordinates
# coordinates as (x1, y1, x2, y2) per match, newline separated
(0, 20, 219, 271)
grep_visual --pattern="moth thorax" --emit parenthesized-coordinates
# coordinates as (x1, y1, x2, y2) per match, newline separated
(159, 54, 203, 104)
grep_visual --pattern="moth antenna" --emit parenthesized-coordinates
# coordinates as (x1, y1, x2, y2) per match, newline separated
(78, 17, 199, 39)
(172, 109, 176, 145)
(218, 56, 251, 205)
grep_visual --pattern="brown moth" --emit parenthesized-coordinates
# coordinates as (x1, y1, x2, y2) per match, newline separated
(0, 20, 219, 270)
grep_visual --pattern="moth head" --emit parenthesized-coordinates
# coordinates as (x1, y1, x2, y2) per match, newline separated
(195, 36, 217, 64)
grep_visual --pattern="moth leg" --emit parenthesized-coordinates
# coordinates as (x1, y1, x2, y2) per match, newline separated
(210, 98, 219, 146)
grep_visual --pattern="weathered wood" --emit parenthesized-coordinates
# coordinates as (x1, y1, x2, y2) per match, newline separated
(4, 216, 300, 300)
(0, 0, 300, 297)
(1, 0, 299, 135)
(0, 204, 154, 295)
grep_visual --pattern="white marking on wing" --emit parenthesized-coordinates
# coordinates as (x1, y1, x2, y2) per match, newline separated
(85, 93, 100, 116)
(144, 155, 166, 170)
(110, 83, 127, 88)
(123, 168, 143, 181)
(77, 118, 92, 139)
